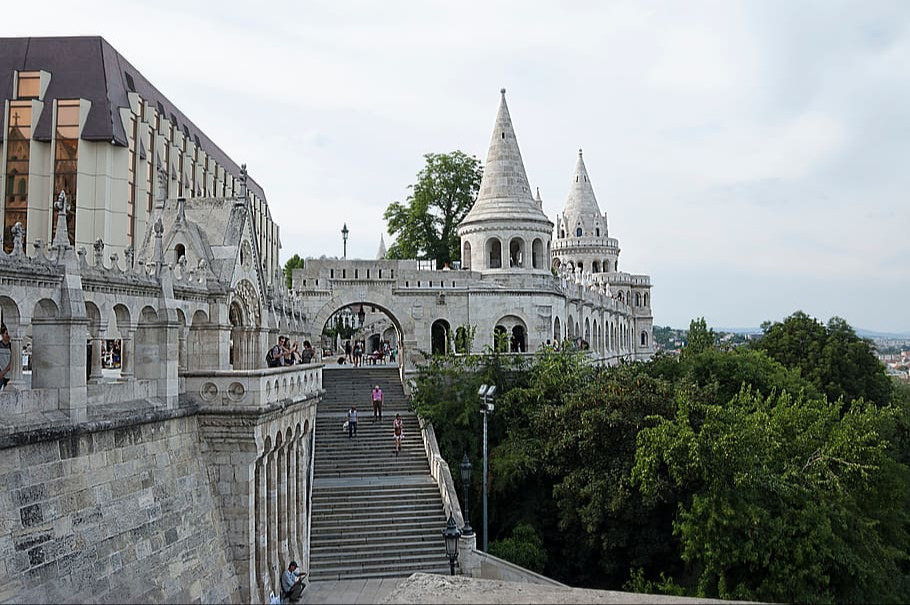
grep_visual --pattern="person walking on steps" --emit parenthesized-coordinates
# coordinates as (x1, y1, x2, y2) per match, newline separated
(281, 560, 307, 603)
(347, 405, 358, 439)
(393, 413, 404, 456)
(371, 384, 383, 422)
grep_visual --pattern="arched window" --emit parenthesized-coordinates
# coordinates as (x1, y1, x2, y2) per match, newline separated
(509, 238, 524, 268)
(494, 325, 508, 352)
(559, 230, 565, 239)
(644, 292, 649, 307)
(553, 317, 561, 342)
(576, 227, 582, 237)
(175, 243, 186, 261)
(454, 326, 469, 354)
(487, 238, 502, 269)
(431, 319, 450, 355)
(595, 227, 600, 236)
(463, 241, 472, 270)
(635, 292, 641, 306)
(510, 325, 526, 352)
(592, 261, 600, 273)
(641, 331, 648, 347)
(532, 239, 543, 269)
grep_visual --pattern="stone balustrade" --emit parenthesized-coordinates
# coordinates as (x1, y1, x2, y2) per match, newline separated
(183, 363, 323, 408)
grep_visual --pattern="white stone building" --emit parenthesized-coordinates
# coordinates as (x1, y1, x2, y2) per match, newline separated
(294, 89, 655, 368)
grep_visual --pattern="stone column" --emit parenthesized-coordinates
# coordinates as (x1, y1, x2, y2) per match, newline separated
(286, 439, 298, 562)
(6, 334, 25, 389)
(277, 442, 289, 567)
(299, 433, 310, 566)
(267, 449, 279, 593)
(178, 327, 188, 372)
(120, 328, 135, 380)
(255, 457, 268, 605)
(89, 332, 105, 383)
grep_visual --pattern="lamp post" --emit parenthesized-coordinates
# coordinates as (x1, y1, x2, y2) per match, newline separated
(442, 514, 462, 575)
(478, 384, 496, 552)
(460, 452, 474, 536)
(357, 304, 366, 327)
(341, 223, 349, 259)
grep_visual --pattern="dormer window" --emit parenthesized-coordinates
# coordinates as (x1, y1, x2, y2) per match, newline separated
(16, 71, 41, 99)
(595, 228, 600, 236)
(576, 227, 582, 237)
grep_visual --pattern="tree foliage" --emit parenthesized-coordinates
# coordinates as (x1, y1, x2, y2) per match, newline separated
(383, 151, 482, 268)
(411, 313, 910, 603)
(754, 311, 892, 406)
(283, 254, 305, 289)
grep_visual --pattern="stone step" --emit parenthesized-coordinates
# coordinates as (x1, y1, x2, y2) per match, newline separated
(307, 558, 451, 581)
(311, 506, 444, 522)
(312, 491, 439, 504)
(310, 532, 444, 548)
(310, 518, 446, 535)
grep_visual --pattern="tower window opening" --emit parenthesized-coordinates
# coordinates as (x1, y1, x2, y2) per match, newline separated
(501, 132, 505, 139)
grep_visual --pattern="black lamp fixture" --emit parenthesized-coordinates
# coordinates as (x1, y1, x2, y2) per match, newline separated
(357, 304, 366, 326)
(341, 223, 349, 259)
(442, 513, 462, 575)
(459, 452, 474, 536)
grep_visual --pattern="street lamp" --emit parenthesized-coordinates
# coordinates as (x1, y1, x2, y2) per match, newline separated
(460, 452, 474, 536)
(478, 384, 496, 552)
(341, 223, 349, 259)
(442, 513, 462, 575)
(357, 304, 366, 326)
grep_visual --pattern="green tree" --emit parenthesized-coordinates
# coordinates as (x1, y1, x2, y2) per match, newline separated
(489, 522, 548, 573)
(633, 390, 910, 604)
(383, 151, 482, 268)
(681, 317, 715, 358)
(283, 254, 305, 289)
(754, 312, 892, 406)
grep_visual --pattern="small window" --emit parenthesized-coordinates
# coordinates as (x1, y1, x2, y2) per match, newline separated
(124, 72, 136, 92)
(595, 228, 600, 236)
(576, 227, 582, 237)
(17, 72, 41, 99)
(175, 244, 186, 261)
(501, 132, 505, 139)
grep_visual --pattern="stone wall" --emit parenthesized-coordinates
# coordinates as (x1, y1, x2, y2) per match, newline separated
(0, 414, 241, 604)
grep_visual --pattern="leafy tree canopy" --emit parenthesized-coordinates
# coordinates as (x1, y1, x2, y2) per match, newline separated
(283, 254, 305, 289)
(383, 151, 482, 269)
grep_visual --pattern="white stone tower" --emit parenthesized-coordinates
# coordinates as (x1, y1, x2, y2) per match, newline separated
(458, 89, 553, 274)
(552, 149, 621, 275)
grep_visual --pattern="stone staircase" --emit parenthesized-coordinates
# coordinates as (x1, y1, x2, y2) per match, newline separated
(308, 366, 450, 580)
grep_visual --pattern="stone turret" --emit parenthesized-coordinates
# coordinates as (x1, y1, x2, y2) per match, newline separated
(458, 89, 553, 274)
(552, 149, 620, 275)
(377, 234, 387, 260)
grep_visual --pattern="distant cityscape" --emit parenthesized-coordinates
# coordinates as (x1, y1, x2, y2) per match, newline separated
(653, 325, 910, 382)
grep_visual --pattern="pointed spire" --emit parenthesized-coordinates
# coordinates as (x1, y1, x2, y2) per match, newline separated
(461, 88, 550, 226)
(377, 234, 387, 260)
(52, 191, 72, 249)
(564, 148, 602, 219)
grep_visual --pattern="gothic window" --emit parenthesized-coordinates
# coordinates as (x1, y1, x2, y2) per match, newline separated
(576, 227, 582, 237)
(595, 227, 600, 236)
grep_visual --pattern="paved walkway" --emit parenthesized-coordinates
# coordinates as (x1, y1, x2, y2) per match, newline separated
(301, 578, 403, 604)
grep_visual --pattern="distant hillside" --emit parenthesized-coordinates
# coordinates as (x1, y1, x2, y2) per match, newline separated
(664, 326, 910, 339)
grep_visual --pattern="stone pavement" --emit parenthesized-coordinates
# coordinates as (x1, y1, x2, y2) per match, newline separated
(301, 578, 403, 604)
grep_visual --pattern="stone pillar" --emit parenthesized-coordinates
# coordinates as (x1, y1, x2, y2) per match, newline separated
(277, 442, 289, 567)
(267, 449, 279, 593)
(178, 326, 188, 372)
(255, 457, 268, 605)
(6, 334, 25, 389)
(286, 439, 298, 562)
(120, 328, 135, 380)
(299, 433, 310, 567)
(89, 332, 105, 383)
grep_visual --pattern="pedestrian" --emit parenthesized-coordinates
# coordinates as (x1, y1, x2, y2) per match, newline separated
(0, 325, 11, 390)
(344, 340, 352, 364)
(347, 405, 358, 439)
(281, 560, 307, 603)
(371, 384, 383, 422)
(393, 413, 404, 456)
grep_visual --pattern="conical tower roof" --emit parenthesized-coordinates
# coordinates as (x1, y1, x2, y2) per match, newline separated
(377, 234, 387, 259)
(461, 89, 551, 226)
(564, 149, 602, 218)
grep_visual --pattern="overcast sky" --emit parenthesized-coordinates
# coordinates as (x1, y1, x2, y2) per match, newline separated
(29, 0, 910, 332)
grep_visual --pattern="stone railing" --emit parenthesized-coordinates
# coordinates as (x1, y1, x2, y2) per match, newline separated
(182, 363, 323, 408)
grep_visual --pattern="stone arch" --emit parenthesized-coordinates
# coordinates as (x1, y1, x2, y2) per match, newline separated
(0, 296, 23, 386)
(567, 314, 575, 340)
(111, 303, 131, 379)
(592, 260, 601, 273)
(552, 257, 561, 271)
(454, 326, 468, 354)
(176, 308, 187, 372)
(593, 319, 599, 352)
(584, 318, 590, 344)
(644, 292, 650, 307)
(641, 331, 649, 347)
(431, 319, 450, 356)
(462, 241, 471, 270)
(84, 301, 104, 382)
(532, 238, 543, 269)
(310, 294, 407, 367)
(486, 237, 502, 269)
(229, 300, 245, 370)
(509, 238, 524, 268)
(635, 292, 641, 306)
(553, 316, 561, 343)
(511, 325, 526, 352)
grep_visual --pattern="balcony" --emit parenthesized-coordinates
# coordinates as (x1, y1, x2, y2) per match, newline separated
(183, 363, 323, 409)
